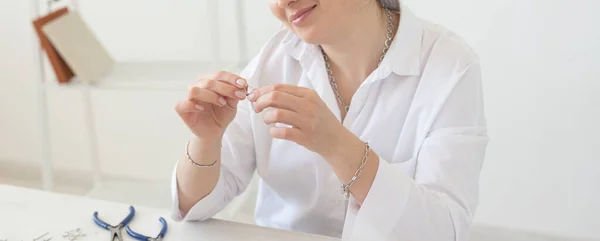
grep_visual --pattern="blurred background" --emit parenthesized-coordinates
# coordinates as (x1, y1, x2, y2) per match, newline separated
(0, 0, 598, 240)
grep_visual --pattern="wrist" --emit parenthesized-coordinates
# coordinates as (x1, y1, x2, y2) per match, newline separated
(193, 135, 223, 148)
(187, 136, 222, 165)
(321, 130, 364, 168)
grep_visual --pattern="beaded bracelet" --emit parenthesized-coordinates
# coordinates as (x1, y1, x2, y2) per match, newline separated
(186, 141, 218, 168)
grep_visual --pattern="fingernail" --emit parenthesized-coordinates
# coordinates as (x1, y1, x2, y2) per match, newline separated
(218, 97, 227, 106)
(235, 91, 246, 99)
(247, 92, 255, 101)
(195, 104, 204, 111)
(236, 79, 246, 86)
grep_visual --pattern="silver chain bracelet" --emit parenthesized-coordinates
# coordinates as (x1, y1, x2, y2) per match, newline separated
(186, 141, 218, 168)
(341, 142, 371, 200)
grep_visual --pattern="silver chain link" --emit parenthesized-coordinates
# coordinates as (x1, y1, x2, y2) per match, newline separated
(341, 142, 371, 200)
(322, 8, 395, 114)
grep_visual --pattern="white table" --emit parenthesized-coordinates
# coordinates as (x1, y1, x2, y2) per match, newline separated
(0, 185, 340, 241)
(2, 184, 596, 241)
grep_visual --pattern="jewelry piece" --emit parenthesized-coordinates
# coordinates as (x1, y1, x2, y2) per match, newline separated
(322, 7, 395, 114)
(341, 142, 371, 200)
(33, 232, 49, 241)
(245, 85, 255, 96)
(62, 228, 85, 241)
(186, 141, 218, 168)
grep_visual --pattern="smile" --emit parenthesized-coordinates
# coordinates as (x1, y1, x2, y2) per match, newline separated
(290, 5, 317, 26)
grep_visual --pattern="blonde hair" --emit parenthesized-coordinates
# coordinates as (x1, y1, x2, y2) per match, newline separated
(378, 0, 400, 11)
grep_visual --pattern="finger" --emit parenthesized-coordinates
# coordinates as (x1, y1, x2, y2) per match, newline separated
(225, 97, 239, 109)
(270, 127, 305, 143)
(188, 85, 228, 106)
(253, 90, 303, 113)
(263, 109, 305, 129)
(211, 71, 248, 89)
(197, 79, 247, 100)
(175, 100, 204, 114)
(248, 84, 309, 102)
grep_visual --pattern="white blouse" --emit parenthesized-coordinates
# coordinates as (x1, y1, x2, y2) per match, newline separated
(171, 6, 488, 241)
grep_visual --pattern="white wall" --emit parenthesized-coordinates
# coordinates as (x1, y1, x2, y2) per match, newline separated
(0, 0, 282, 181)
(0, 0, 44, 167)
(77, 0, 281, 63)
(1, 0, 598, 240)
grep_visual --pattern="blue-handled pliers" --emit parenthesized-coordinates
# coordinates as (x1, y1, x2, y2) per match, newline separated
(93, 206, 136, 241)
(126, 217, 168, 241)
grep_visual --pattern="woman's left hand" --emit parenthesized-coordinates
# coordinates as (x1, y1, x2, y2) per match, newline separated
(248, 84, 353, 159)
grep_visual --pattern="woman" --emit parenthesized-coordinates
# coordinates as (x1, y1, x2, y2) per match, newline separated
(172, 0, 488, 240)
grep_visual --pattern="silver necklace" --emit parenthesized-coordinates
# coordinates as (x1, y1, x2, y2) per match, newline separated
(322, 7, 395, 114)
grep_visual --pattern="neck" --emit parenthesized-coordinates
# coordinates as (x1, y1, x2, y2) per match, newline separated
(321, 7, 397, 84)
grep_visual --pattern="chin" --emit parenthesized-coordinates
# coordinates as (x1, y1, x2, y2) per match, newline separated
(293, 26, 325, 45)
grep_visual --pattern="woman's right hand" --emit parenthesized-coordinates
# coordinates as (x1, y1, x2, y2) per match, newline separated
(175, 71, 248, 142)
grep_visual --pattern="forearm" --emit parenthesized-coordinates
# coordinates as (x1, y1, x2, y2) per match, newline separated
(175, 137, 222, 215)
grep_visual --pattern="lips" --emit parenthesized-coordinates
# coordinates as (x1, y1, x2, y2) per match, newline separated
(289, 5, 317, 23)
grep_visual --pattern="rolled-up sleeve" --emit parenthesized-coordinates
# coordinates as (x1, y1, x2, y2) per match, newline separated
(170, 59, 260, 222)
(343, 62, 488, 241)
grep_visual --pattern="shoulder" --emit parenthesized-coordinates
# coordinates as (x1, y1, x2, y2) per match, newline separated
(418, 19, 480, 73)
(252, 27, 299, 62)
(406, 18, 486, 132)
(406, 17, 483, 114)
(239, 28, 302, 86)
(407, 16, 483, 101)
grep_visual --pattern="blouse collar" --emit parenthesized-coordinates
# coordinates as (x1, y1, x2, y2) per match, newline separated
(281, 5, 423, 78)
